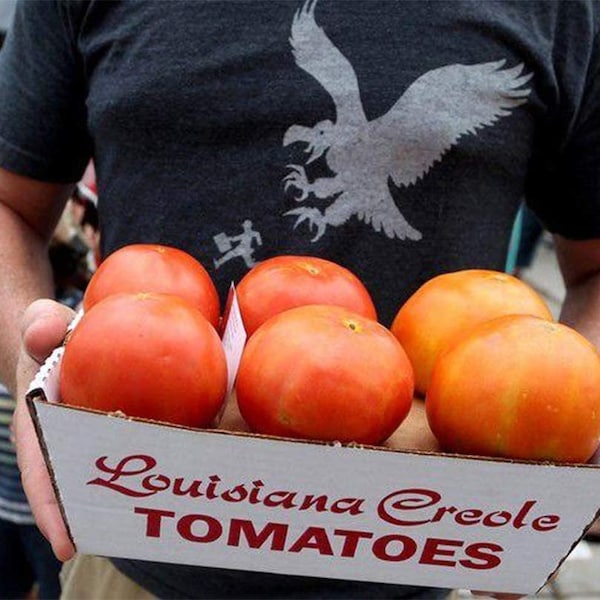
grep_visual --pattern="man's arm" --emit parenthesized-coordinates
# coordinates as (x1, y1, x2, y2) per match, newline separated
(0, 167, 73, 390)
(0, 166, 77, 560)
(554, 235, 600, 345)
(551, 235, 600, 541)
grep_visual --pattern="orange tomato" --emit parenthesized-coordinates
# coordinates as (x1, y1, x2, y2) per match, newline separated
(60, 292, 228, 428)
(236, 255, 377, 336)
(391, 269, 553, 396)
(235, 304, 413, 445)
(426, 315, 600, 463)
(83, 244, 220, 329)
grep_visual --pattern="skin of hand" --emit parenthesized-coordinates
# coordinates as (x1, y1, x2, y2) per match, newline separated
(13, 300, 77, 561)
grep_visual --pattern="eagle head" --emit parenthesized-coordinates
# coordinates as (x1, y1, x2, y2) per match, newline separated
(283, 119, 334, 163)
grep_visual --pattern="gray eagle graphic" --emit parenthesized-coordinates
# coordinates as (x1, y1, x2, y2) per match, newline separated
(283, 0, 532, 242)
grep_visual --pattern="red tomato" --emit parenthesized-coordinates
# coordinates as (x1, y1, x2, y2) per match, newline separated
(83, 244, 220, 329)
(235, 304, 414, 445)
(426, 315, 600, 463)
(60, 292, 228, 428)
(391, 269, 553, 396)
(235, 255, 377, 336)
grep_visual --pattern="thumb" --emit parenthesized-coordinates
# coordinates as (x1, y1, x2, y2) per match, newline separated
(21, 298, 76, 365)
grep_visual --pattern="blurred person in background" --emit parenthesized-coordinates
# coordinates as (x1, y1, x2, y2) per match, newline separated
(506, 203, 546, 279)
(514, 205, 545, 276)
(72, 165, 100, 273)
(49, 200, 96, 309)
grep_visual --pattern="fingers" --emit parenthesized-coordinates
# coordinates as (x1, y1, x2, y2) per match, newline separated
(14, 298, 77, 561)
(13, 398, 75, 561)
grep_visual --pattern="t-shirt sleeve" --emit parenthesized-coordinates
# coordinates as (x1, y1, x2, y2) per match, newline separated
(526, 24, 600, 240)
(0, 0, 91, 183)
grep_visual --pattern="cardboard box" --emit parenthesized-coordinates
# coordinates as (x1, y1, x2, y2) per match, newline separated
(26, 295, 600, 595)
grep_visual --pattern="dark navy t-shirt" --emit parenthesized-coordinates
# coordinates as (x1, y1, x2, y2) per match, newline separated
(2, 0, 600, 326)
(1, 1, 600, 597)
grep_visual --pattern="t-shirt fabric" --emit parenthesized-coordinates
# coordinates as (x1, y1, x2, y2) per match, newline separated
(0, 0, 599, 597)
(2, 0, 600, 326)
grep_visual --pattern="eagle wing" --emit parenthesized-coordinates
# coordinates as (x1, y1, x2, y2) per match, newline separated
(290, 0, 364, 124)
(372, 60, 532, 188)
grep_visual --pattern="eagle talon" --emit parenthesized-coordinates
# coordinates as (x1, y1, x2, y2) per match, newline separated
(284, 165, 310, 201)
(285, 164, 305, 174)
(284, 207, 327, 242)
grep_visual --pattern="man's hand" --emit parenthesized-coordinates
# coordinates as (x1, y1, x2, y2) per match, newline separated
(12, 298, 76, 561)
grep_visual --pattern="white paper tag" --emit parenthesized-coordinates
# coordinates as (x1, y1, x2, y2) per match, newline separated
(66, 307, 84, 334)
(221, 284, 247, 394)
(26, 346, 64, 404)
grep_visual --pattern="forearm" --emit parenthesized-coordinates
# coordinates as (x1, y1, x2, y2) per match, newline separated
(555, 235, 600, 352)
(559, 273, 600, 350)
(0, 202, 55, 395)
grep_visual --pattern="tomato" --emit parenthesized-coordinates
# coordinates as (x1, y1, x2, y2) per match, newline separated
(60, 292, 228, 428)
(426, 315, 600, 463)
(235, 304, 414, 445)
(390, 269, 553, 396)
(83, 244, 220, 329)
(236, 255, 377, 336)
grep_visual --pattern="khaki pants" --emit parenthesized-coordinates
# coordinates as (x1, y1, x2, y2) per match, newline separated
(61, 555, 459, 600)
(60, 555, 155, 600)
